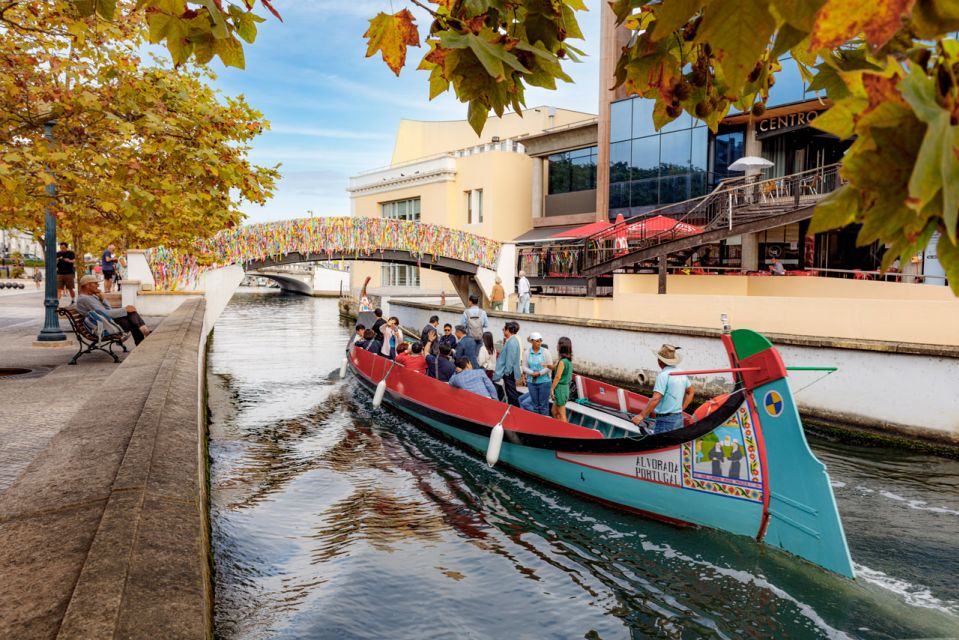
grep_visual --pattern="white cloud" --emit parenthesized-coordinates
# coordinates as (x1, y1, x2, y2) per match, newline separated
(269, 125, 392, 140)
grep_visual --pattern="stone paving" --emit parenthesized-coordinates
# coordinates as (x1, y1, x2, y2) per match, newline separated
(0, 291, 151, 493)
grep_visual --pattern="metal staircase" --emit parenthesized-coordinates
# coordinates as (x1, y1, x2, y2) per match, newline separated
(580, 163, 842, 277)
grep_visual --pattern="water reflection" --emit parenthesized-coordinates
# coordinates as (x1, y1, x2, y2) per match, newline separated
(210, 292, 959, 640)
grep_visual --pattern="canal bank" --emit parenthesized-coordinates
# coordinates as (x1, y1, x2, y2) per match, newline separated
(0, 298, 212, 639)
(353, 298, 959, 447)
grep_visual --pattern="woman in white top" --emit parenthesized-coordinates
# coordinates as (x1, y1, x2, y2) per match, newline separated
(476, 330, 497, 371)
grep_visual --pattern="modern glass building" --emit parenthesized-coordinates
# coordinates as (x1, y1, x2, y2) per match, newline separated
(601, 50, 864, 272)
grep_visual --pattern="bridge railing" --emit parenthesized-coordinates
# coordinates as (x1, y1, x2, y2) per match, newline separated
(147, 217, 502, 291)
(580, 163, 843, 274)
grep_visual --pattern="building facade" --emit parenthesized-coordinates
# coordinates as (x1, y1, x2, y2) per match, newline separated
(347, 107, 594, 294)
(594, 8, 882, 276)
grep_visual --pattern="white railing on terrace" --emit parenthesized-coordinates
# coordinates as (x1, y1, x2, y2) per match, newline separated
(354, 139, 527, 177)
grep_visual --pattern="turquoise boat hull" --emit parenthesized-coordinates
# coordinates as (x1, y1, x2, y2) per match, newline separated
(348, 328, 855, 579)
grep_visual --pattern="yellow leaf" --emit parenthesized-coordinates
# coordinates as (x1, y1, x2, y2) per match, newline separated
(810, 0, 916, 50)
(363, 9, 420, 76)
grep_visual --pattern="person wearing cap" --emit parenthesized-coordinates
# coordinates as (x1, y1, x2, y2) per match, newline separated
(522, 332, 553, 416)
(631, 344, 694, 434)
(75, 274, 151, 344)
(516, 271, 531, 313)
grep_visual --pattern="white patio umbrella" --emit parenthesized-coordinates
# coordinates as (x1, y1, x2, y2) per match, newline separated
(728, 156, 774, 172)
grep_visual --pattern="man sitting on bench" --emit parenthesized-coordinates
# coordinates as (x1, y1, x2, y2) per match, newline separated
(75, 275, 151, 345)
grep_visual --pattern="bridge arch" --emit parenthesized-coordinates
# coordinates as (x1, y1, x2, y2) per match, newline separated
(145, 217, 503, 300)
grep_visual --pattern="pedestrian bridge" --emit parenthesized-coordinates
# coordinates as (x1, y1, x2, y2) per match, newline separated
(131, 216, 507, 304)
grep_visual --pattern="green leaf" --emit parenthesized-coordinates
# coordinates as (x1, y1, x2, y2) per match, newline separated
(237, 12, 258, 43)
(900, 67, 959, 241)
(95, 0, 117, 21)
(652, 0, 705, 37)
(936, 232, 959, 295)
(467, 100, 489, 135)
(810, 185, 859, 233)
(696, 0, 776, 94)
(771, 0, 826, 30)
(810, 96, 868, 139)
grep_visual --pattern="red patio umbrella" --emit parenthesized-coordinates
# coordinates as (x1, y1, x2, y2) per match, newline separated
(626, 215, 703, 239)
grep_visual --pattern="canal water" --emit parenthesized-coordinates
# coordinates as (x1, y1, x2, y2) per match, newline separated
(208, 292, 959, 639)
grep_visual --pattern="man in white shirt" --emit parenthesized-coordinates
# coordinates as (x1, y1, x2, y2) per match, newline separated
(516, 270, 531, 313)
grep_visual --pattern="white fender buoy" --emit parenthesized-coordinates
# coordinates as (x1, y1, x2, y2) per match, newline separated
(575, 375, 585, 400)
(339, 357, 348, 379)
(486, 422, 504, 467)
(616, 388, 628, 413)
(372, 379, 388, 408)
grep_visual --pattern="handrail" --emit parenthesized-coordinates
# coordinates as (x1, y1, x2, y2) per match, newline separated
(580, 163, 843, 274)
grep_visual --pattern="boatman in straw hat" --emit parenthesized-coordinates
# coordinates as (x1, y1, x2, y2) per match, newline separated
(631, 344, 695, 434)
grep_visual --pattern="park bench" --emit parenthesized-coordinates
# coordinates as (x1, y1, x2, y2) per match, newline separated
(57, 306, 129, 365)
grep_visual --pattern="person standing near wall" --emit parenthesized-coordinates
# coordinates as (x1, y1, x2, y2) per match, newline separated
(491, 277, 505, 311)
(517, 271, 531, 314)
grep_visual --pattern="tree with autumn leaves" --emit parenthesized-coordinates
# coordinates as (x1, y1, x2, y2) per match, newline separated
(4, 0, 959, 291)
(0, 1, 278, 257)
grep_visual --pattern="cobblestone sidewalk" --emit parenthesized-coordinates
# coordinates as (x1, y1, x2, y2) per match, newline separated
(0, 292, 148, 493)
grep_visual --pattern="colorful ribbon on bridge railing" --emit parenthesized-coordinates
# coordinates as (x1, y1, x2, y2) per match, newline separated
(147, 217, 502, 291)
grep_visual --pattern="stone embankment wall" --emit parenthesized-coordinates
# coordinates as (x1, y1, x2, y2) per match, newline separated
(0, 299, 212, 639)
(386, 300, 959, 445)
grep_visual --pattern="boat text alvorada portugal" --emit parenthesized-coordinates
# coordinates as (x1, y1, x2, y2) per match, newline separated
(347, 326, 855, 579)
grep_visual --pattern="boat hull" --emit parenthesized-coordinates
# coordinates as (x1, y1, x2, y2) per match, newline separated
(350, 361, 763, 538)
(347, 327, 855, 579)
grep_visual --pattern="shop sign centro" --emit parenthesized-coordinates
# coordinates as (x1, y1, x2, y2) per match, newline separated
(756, 109, 821, 137)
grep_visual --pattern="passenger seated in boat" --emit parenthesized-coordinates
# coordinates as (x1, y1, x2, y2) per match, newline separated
(427, 343, 455, 381)
(448, 357, 498, 400)
(365, 330, 383, 356)
(349, 324, 366, 350)
(440, 323, 457, 349)
(453, 325, 480, 369)
(630, 344, 695, 434)
(395, 341, 428, 374)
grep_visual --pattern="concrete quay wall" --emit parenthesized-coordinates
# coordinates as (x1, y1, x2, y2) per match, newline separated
(0, 299, 212, 639)
(388, 300, 959, 445)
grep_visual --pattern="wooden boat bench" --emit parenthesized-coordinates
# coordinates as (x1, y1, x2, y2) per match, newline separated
(57, 306, 129, 365)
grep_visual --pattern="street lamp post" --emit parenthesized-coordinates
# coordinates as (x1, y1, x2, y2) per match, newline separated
(36, 120, 66, 342)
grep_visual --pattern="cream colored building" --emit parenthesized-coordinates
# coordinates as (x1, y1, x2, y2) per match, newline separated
(347, 107, 594, 294)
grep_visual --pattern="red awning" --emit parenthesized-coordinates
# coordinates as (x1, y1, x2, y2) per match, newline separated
(552, 220, 611, 239)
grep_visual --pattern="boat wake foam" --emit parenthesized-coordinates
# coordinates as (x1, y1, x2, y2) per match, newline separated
(854, 563, 959, 616)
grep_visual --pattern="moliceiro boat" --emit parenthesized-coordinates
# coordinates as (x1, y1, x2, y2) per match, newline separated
(347, 326, 855, 579)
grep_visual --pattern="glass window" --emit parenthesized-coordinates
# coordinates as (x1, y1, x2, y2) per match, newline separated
(381, 264, 420, 287)
(548, 153, 570, 194)
(381, 197, 421, 221)
(610, 99, 632, 143)
(609, 181, 630, 212)
(630, 135, 660, 181)
(660, 130, 692, 176)
(464, 189, 483, 224)
(631, 99, 657, 139)
(659, 175, 691, 204)
(631, 177, 659, 208)
(570, 153, 596, 191)
(691, 127, 708, 174)
(609, 141, 631, 184)
(712, 130, 744, 179)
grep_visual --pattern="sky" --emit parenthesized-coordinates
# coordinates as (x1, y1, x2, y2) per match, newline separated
(203, 0, 603, 224)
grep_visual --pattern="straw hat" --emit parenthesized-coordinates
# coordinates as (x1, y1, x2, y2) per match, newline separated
(653, 343, 682, 366)
(79, 275, 98, 287)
